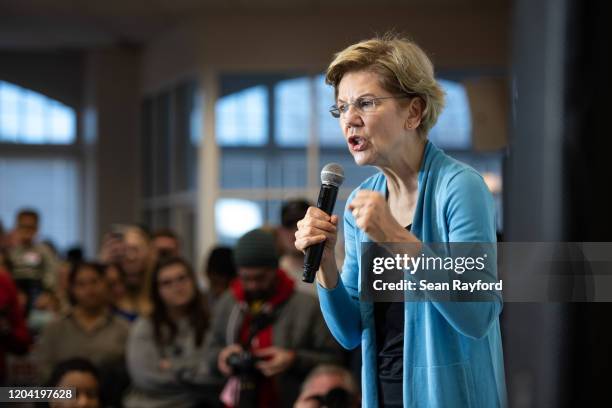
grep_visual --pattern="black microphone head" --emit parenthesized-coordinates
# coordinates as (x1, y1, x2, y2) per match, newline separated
(321, 163, 344, 187)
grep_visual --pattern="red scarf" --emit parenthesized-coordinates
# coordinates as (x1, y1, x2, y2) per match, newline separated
(229, 269, 295, 408)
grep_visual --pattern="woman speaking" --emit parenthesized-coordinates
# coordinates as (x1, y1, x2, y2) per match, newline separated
(295, 35, 507, 408)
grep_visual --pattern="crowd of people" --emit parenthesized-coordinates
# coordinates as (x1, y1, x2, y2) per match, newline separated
(0, 200, 360, 408)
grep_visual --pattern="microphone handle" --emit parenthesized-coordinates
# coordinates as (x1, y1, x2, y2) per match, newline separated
(302, 183, 339, 283)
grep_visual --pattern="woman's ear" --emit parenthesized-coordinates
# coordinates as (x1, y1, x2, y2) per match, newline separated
(405, 97, 424, 130)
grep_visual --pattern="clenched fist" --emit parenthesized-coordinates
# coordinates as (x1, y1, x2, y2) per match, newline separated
(348, 190, 411, 243)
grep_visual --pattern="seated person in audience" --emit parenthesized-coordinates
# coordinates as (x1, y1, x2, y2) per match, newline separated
(207, 229, 342, 408)
(34, 261, 129, 388)
(104, 263, 138, 322)
(99, 225, 153, 317)
(27, 289, 61, 337)
(0, 267, 31, 385)
(276, 199, 315, 296)
(294, 365, 360, 408)
(52, 247, 84, 315)
(277, 199, 310, 278)
(203, 246, 236, 310)
(121, 226, 154, 298)
(7, 209, 59, 313)
(152, 229, 181, 262)
(47, 358, 102, 408)
(124, 257, 217, 408)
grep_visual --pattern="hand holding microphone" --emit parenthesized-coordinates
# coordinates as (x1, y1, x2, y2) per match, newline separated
(295, 163, 344, 285)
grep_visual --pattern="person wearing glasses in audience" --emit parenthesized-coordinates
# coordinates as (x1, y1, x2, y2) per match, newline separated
(124, 257, 215, 408)
(295, 34, 507, 407)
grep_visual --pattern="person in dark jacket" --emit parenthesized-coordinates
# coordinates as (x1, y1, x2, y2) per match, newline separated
(206, 228, 342, 408)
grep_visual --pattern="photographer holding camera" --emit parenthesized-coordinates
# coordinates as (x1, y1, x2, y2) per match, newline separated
(206, 229, 342, 408)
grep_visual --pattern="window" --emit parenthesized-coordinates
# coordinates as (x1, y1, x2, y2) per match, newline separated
(274, 77, 310, 147)
(177, 82, 201, 191)
(142, 81, 201, 197)
(0, 158, 80, 250)
(0, 81, 80, 252)
(215, 199, 264, 244)
(140, 79, 201, 262)
(0, 81, 76, 144)
(428, 79, 472, 150)
(217, 76, 309, 191)
(216, 85, 268, 147)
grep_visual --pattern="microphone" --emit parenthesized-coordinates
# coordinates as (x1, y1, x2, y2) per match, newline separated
(302, 163, 345, 283)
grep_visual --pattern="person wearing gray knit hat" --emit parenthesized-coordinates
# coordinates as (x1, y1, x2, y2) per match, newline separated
(210, 230, 343, 408)
(231, 228, 281, 305)
(233, 228, 279, 268)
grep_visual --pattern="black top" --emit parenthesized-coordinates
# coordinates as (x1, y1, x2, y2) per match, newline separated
(375, 224, 411, 408)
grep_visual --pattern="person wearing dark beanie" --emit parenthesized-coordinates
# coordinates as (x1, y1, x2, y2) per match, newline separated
(233, 229, 279, 269)
(205, 228, 342, 408)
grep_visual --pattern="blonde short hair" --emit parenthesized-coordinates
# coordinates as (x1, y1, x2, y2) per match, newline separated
(326, 34, 445, 136)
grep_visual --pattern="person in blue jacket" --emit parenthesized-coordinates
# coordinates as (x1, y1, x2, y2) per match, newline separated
(295, 34, 507, 408)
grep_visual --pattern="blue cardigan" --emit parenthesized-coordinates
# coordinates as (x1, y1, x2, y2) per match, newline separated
(318, 141, 507, 408)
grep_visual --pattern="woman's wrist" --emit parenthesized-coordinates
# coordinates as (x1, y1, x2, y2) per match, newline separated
(317, 257, 339, 289)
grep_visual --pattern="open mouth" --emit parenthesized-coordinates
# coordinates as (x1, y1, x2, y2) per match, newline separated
(348, 135, 367, 151)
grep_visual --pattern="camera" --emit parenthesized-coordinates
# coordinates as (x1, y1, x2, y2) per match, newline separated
(226, 351, 261, 376)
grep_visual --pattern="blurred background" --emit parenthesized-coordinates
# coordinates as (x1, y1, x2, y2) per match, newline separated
(0, 0, 611, 406)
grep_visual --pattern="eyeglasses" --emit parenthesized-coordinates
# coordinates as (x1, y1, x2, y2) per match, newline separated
(329, 94, 416, 118)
